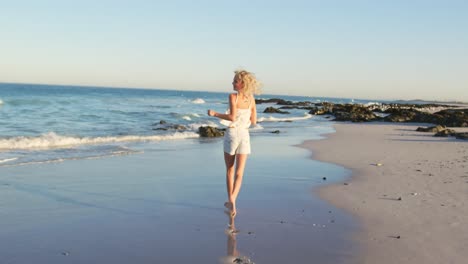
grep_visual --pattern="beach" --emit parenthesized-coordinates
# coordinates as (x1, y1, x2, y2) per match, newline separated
(301, 122, 468, 264)
(2, 84, 467, 263)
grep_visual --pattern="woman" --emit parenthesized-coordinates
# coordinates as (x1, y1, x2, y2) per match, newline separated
(207, 70, 261, 216)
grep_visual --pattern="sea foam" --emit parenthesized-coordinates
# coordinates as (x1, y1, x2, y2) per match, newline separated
(0, 150, 138, 167)
(0, 157, 18, 163)
(0, 131, 200, 150)
(187, 121, 219, 130)
(258, 113, 313, 122)
(191, 98, 205, 104)
(250, 124, 264, 130)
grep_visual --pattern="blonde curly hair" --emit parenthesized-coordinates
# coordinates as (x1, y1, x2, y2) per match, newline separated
(234, 70, 262, 95)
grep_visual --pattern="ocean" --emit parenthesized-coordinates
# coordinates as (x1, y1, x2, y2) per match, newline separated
(1, 82, 374, 263)
(0, 83, 380, 167)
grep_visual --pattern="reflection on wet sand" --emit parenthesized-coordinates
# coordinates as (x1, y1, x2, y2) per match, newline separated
(219, 211, 254, 264)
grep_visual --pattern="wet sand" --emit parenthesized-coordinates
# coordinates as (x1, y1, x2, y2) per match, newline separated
(0, 126, 357, 264)
(301, 123, 468, 264)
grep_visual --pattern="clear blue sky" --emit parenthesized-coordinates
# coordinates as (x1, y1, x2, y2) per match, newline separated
(1, 0, 467, 101)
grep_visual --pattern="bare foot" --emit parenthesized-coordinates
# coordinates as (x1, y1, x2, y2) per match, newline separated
(224, 201, 233, 210)
(224, 201, 236, 216)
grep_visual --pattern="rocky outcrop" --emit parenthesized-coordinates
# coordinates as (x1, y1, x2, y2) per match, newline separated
(434, 129, 457, 137)
(416, 125, 446, 133)
(198, 126, 224, 137)
(309, 107, 328, 115)
(255, 98, 312, 107)
(309, 103, 378, 122)
(416, 126, 468, 139)
(371, 103, 454, 112)
(432, 109, 468, 127)
(455, 133, 468, 140)
(382, 108, 440, 123)
(255, 98, 289, 104)
(152, 120, 187, 131)
(307, 101, 467, 125)
(382, 108, 468, 127)
(331, 104, 379, 122)
(219, 97, 467, 126)
(263, 107, 289, 114)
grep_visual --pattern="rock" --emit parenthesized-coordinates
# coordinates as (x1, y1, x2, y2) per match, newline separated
(198, 126, 224, 137)
(455, 132, 468, 140)
(255, 98, 290, 104)
(263, 106, 289, 114)
(271, 130, 280, 134)
(380, 107, 468, 127)
(152, 122, 187, 131)
(432, 109, 468, 127)
(280, 105, 317, 111)
(416, 125, 445, 132)
(384, 109, 418, 122)
(434, 129, 456, 137)
(331, 104, 379, 122)
(309, 107, 328, 115)
(255, 98, 313, 107)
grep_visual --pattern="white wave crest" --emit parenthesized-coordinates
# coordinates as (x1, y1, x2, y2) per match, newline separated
(0, 157, 17, 163)
(250, 124, 264, 130)
(0, 131, 200, 150)
(364, 102, 382, 106)
(182, 116, 192, 121)
(0, 150, 140, 167)
(187, 121, 219, 131)
(0, 99, 3, 105)
(258, 113, 313, 122)
(191, 113, 201, 117)
(191, 98, 205, 104)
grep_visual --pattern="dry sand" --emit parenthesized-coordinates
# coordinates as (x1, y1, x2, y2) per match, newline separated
(301, 123, 468, 264)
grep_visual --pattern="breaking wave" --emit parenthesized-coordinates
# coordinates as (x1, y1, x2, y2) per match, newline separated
(258, 113, 313, 122)
(191, 98, 205, 104)
(0, 131, 200, 150)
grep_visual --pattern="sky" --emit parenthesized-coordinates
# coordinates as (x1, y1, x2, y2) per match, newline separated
(1, 0, 467, 101)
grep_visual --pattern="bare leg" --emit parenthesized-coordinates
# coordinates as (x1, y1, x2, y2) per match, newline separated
(224, 152, 235, 211)
(231, 154, 248, 216)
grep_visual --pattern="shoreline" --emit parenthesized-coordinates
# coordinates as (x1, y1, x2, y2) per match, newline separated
(300, 122, 468, 264)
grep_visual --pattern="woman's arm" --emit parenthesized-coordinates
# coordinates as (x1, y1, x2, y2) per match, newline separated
(207, 94, 237, 121)
(250, 97, 257, 125)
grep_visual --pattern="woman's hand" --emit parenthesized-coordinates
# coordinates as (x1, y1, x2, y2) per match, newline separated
(207, 109, 216, 117)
